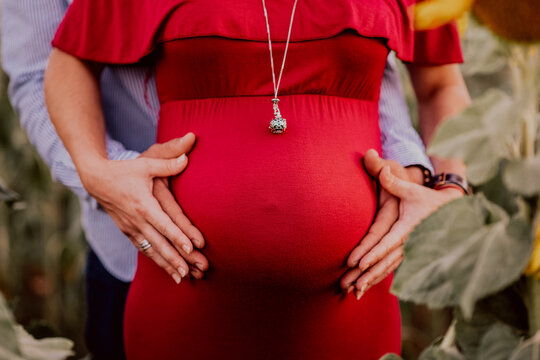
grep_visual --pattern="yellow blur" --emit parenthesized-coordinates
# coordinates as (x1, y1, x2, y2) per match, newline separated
(525, 223, 540, 278)
(413, 0, 474, 31)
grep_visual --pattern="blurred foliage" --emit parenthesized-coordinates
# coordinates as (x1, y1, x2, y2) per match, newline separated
(389, 15, 540, 360)
(0, 292, 73, 360)
(0, 70, 87, 358)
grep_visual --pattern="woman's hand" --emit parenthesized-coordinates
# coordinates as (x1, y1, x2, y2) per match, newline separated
(340, 150, 464, 299)
(81, 132, 209, 284)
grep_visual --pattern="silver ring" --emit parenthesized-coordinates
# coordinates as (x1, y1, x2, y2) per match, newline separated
(139, 239, 152, 252)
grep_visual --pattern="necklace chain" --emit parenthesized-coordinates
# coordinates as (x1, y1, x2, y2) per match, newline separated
(261, 0, 299, 99)
(262, 0, 299, 134)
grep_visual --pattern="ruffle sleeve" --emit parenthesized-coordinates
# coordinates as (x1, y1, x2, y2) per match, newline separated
(52, 0, 183, 64)
(52, 0, 462, 66)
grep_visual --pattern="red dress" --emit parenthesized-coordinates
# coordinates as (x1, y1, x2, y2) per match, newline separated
(53, 1, 462, 358)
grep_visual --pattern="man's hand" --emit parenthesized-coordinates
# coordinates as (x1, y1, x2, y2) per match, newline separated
(340, 149, 463, 299)
(80, 132, 209, 284)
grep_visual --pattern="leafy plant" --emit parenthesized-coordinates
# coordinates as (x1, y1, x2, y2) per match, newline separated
(382, 16, 540, 360)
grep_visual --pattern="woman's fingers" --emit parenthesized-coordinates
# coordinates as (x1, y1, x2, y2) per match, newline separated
(340, 267, 362, 292)
(141, 196, 196, 255)
(357, 220, 409, 272)
(354, 247, 404, 300)
(347, 195, 398, 267)
(153, 179, 206, 249)
(132, 235, 184, 284)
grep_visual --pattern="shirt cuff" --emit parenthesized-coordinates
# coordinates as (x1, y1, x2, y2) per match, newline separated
(382, 142, 434, 175)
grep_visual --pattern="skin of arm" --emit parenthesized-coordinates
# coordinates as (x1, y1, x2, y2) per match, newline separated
(45, 49, 209, 284)
(341, 64, 471, 298)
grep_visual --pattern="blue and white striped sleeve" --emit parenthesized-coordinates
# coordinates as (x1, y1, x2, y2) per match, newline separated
(379, 55, 434, 174)
(1, 0, 140, 204)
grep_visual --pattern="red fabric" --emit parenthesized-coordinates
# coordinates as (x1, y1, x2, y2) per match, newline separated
(51, 1, 462, 358)
(52, 0, 463, 65)
(122, 34, 400, 360)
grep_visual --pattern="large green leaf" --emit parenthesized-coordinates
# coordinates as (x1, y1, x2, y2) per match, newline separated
(418, 338, 465, 360)
(461, 17, 507, 77)
(510, 330, 540, 360)
(15, 325, 74, 360)
(503, 157, 540, 196)
(391, 194, 533, 318)
(477, 323, 521, 360)
(428, 89, 520, 185)
(455, 287, 528, 359)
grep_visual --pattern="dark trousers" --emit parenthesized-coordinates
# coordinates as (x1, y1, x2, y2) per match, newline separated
(85, 250, 131, 360)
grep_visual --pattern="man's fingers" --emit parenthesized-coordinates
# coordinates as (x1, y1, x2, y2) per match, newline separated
(347, 196, 398, 267)
(357, 220, 409, 272)
(379, 165, 417, 199)
(153, 179, 206, 249)
(143, 132, 196, 159)
(146, 155, 189, 178)
(138, 224, 190, 279)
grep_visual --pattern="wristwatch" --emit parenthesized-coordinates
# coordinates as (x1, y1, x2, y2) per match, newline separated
(425, 172, 471, 195)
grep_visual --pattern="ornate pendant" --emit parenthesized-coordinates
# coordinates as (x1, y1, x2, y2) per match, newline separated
(269, 98, 287, 134)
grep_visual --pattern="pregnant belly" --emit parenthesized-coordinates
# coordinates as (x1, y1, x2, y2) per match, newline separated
(157, 95, 381, 294)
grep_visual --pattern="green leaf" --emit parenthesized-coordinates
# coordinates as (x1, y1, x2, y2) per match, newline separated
(391, 194, 533, 319)
(428, 89, 520, 185)
(15, 325, 74, 360)
(418, 338, 465, 360)
(461, 18, 507, 77)
(0, 293, 22, 357)
(477, 323, 521, 360)
(503, 157, 540, 196)
(474, 170, 520, 215)
(379, 354, 403, 360)
(509, 330, 540, 360)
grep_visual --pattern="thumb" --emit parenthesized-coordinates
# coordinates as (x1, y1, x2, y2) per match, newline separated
(143, 132, 196, 159)
(379, 165, 416, 199)
(147, 154, 188, 177)
(363, 149, 385, 179)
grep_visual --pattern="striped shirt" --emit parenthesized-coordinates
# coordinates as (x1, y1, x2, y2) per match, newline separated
(1, 0, 432, 282)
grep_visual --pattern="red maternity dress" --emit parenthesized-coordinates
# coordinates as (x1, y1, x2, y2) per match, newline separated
(53, 0, 462, 358)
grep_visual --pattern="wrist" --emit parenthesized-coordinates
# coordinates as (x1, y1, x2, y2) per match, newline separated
(76, 156, 112, 192)
(436, 185, 466, 199)
(405, 164, 431, 185)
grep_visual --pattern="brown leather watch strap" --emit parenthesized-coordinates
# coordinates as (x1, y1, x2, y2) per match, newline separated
(425, 173, 470, 195)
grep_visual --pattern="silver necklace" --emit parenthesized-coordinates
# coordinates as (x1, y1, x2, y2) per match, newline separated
(261, 0, 299, 134)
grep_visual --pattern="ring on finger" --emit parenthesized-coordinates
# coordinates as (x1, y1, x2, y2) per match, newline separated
(139, 239, 152, 252)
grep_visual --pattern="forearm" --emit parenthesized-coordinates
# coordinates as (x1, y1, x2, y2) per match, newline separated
(44, 49, 108, 184)
(379, 56, 434, 174)
(408, 64, 471, 176)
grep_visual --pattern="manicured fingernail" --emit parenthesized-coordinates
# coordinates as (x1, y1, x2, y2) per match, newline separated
(182, 244, 192, 254)
(195, 262, 204, 271)
(355, 284, 368, 300)
(178, 154, 186, 163)
(172, 273, 181, 284)
(178, 267, 187, 277)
